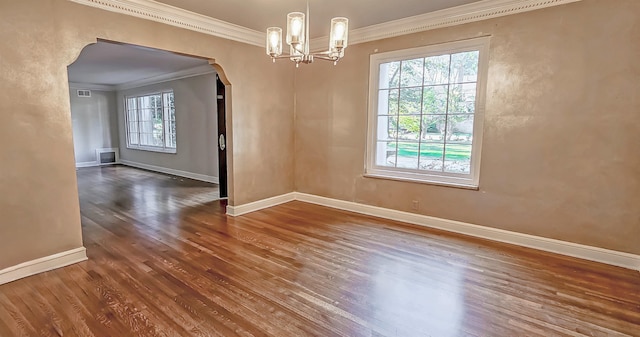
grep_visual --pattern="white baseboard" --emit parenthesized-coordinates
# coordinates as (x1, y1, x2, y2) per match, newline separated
(226, 192, 296, 216)
(0, 247, 88, 285)
(228, 192, 640, 271)
(76, 161, 120, 168)
(76, 161, 99, 168)
(121, 160, 219, 184)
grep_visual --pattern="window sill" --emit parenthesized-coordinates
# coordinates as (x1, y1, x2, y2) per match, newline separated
(127, 146, 176, 154)
(363, 173, 479, 190)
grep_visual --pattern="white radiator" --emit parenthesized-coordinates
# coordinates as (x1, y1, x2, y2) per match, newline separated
(95, 148, 119, 165)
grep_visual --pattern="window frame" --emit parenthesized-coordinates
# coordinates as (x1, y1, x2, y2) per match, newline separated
(365, 37, 490, 189)
(124, 90, 177, 154)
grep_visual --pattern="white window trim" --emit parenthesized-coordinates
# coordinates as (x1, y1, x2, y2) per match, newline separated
(124, 90, 177, 154)
(365, 36, 490, 188)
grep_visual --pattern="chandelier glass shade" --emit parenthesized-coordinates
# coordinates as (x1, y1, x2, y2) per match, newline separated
(266, 3, 348, 66)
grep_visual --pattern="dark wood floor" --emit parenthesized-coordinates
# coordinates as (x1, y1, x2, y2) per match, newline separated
(0, 166, 638, 336)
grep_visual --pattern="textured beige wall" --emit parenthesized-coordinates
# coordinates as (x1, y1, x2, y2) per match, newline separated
(0, 0, 294, 269)
(294, 0, 640, 254)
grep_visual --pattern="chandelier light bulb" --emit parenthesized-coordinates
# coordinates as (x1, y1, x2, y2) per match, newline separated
(270, 31, 279, 46)
(266, 27, 282, 57)
(333, 23, 345, 42)
(330, 17, 349, 52)
(286, 12, 305, 45)
(291, 19, 302, 36)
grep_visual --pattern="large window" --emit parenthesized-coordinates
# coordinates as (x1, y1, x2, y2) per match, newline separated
(125, 91, 176, 153)
(366, 37, 489, 188)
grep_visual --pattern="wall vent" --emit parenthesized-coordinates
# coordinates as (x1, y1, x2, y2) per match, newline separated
(95, 148, 119, 165)
(77, 89, 91, 97)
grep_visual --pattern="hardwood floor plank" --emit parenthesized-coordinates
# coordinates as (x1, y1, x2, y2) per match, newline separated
(0, 165, 638, 336)
(0, 293, 38, 337)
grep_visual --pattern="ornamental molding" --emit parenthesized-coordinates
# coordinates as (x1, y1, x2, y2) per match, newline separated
(69, 0, 582, 49)
(68, 0, 264, 46)
(115, 64, 215, 91)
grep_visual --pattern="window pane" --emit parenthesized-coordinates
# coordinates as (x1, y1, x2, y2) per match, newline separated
(128, 122, 138, 133)
(127, 98, 137, 121)
(140, 108, 152, 121)
(153, 129, 163, 147)
(423, 85, 448, 114)
(164, 121, 174, 148)
(396, 142, 419, 169)
(140, 121, 153, 133)
(400, 58, 424, 88)
(377, 116, 398, 141)
(421, 115, 445, 142)
(167, 93, 175, 109)
(129, 133, 139, 145)
(450, 51, 479, 84)
(379, 61, 400, 89)
(140, 96, 151, 109)
(140, 132, 153, 146)
(127, 110, 137, 123)
(378, 89, 399, 115)
(397, 116, 420, 141)
(448, 83, 476, 114)
(424, 54, 450, 85)
(154, 107, 163, 121)
(444, 144, 472, 173)
(153, 117, 163, 131)
(446, 115, 474, 144)
(163, 106, 170, 122)
(399, 88, 422, 115)
(376, 141, 397, 167)
(163, 92, 172, 108)
(419, 143, 444, 172)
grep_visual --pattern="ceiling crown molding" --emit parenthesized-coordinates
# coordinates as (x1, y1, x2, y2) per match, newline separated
(68, 82, 117, 91)
(69, 0, 581, 50)
(68, 0, 264, 47)
(311, 0, 582, 50)
(116, 64, 215, 91)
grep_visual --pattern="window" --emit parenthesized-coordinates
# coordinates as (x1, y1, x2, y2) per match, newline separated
(125, 91, 176, 153)
(366, 37, 489, 188)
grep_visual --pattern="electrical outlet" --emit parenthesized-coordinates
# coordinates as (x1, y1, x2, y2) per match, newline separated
(411, 200, 419, 210)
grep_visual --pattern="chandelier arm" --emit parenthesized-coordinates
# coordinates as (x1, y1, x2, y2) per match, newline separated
(313, 55, 340, 62)
(271, 54, 296, 59)
(312, 50, 340, 56)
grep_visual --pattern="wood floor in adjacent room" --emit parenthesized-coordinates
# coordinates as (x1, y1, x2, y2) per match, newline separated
(0, 166, 638, 336)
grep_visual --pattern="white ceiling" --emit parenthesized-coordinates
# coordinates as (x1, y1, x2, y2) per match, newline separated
(67, 42, 209, 86)
(68, 0, 483, 85)
(157, 0, 482, 38)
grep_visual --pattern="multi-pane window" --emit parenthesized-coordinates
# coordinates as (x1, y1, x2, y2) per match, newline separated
(367, 38, 489, 187)
(125, 91, 176, 153)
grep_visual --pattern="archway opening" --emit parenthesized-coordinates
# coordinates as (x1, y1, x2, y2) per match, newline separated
(67, 39, 232, 222)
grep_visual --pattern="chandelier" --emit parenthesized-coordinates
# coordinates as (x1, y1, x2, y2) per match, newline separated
(266, 3, 349, 67)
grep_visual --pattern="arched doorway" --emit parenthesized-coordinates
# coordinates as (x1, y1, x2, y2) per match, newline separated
(67, 40, 231, 202)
